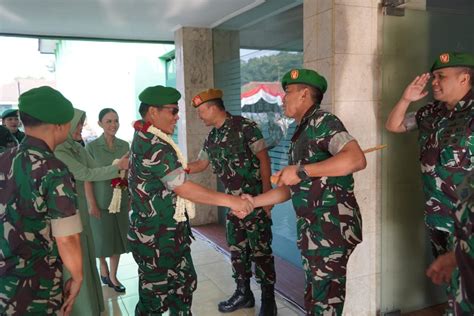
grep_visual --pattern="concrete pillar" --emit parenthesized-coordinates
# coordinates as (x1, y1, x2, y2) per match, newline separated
(304, 0, 381, 314)
(174, 27, 218, 226)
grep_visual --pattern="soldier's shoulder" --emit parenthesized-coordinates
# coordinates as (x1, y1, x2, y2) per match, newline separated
(232, 115, 250, 124)
(309, 109, 340, 124)
(416, 101, 438, 116)
(234, 115, 258, 129)
(31, 148, 70, 173)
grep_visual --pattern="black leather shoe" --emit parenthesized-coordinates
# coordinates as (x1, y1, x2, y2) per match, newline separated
(109, 280, 126, 293)
(100, 275, 110, 285)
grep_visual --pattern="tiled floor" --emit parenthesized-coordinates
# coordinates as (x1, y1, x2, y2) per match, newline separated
(100, 235, 305, 315)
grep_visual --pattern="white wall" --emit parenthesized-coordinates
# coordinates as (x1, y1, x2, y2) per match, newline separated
(55, 40, 173, 142)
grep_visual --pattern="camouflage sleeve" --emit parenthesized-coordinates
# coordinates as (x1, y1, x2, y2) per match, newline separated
(243, 119, 267, 154)
(313, 112, 350, 154)
(328, 131, 355, 156)
(145, 142, 185, 190)
(161, 167, 187, 191)
(403, 111, 418, 131)
(415, 103, 434, 128)
(51, 213, 82, 237)
(43, 167, 78, 220)
(197, 149, 209, 161)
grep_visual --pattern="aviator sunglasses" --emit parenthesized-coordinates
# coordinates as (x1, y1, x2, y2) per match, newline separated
(160, 106, 179, 115)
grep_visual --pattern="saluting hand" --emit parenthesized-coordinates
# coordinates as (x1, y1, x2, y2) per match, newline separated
(402, 73, 431, 103)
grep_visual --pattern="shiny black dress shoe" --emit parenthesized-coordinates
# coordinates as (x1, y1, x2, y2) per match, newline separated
(109, 281, 126, 293)
(101, 275, 110, 285)
(101, 275, 126, 292)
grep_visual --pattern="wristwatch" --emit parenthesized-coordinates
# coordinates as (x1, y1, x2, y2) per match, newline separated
(296, 164, 310, 181)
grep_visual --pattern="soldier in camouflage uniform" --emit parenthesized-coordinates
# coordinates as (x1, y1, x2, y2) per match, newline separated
(386, 52, 473, 313)
(245, 69, 367, 315)
(187, 89, 276, 315)
(0, 86, 83, 315)
(427, 171, 474, 315)
(2, 109, 26, 144)
(452, 172, 474, 314)
(129, 85, 253, 316)
(0, 125, 18, 153)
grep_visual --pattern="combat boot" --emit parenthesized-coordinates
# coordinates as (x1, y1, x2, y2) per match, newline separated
(218, 279, 255, 313)
(259, 284, 277, 316)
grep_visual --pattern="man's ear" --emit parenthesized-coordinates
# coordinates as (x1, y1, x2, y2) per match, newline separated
(459, 70, 471, 87)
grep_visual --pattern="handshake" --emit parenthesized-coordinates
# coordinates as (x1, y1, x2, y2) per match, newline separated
(229, 194, 258, 219)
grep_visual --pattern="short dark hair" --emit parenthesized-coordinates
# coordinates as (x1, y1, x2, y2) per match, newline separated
(207, 99, 225, 111)
(138, 102, 151, 118)
(19, 111, 45, 127)
(295, 84, 324, 104)
(98, 108, 117, 122)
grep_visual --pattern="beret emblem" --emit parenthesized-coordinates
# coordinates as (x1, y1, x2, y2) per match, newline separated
(290, 69, 299, 80)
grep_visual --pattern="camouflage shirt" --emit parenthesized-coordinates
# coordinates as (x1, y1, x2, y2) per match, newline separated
(454, 171, 474, 301)
(0, 126, 18, 153)
(12, 130, 25, 144)
(198, 114, 267, 196)
(413, 90, 473, 232)
(0, 136, 81, 315)
(128, 121, 188, 233)
(288, 105, 362, 248)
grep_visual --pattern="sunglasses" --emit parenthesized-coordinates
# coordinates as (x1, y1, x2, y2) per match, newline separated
(160, 106, 179, 115)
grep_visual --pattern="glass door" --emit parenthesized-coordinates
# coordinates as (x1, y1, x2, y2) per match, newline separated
(380, 0, 473, 313)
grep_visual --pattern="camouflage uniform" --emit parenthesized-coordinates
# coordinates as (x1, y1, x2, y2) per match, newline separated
(128, 120, 196, 315)
(0, 126, 18, 153)
(452, 172, 474, 315)
(12, 130, 25, 144)
(198, 114, 275, 286)
(409, 91, 473, 250)
(404, 91, 474, 312)
(288, 105, 362, 316)
(0, 136, 81, 315)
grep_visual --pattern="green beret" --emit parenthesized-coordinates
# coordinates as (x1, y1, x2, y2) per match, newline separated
(18, 86, 74, 124)
(281, 68, 328, 94)
(139, 85, 181, 106)
(192, 88, 223, 107)
(431, 52, 474, 72)
(2, 109, 19, 119)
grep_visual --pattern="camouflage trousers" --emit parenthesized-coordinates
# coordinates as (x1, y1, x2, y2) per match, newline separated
(447, 266, 474, 316)
(450, 239, 474, 316)
(428, 227, 458, 314)
(0, 270, 63, 315)
(129, 222, 197, 316)
(300, 244, 354, 316)
(226, 208, 276, 285)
